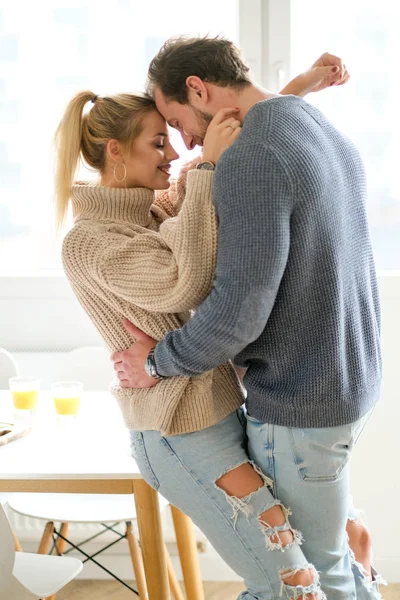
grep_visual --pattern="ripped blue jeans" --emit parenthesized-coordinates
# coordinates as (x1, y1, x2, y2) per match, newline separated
(130, 410, 324, 600)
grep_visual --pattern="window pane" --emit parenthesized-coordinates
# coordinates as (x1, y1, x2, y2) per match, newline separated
(291, 0, 400, 270)
(0, 0, 238, 273)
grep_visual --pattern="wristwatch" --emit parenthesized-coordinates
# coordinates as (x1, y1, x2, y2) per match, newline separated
(196, 161, 215, 171)
(144, 347, 166, 380)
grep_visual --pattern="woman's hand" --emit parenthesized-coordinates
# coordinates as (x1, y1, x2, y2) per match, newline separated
(280, 52, 350, 97)
(202, 107, 242, 164)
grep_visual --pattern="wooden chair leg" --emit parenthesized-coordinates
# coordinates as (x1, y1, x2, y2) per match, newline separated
(37, 521, 54, 554)
(13, 530, 23, 552)
(165, 544, 185, 600)
(54, 522, 69, 556)
(46, 523, 70, 600)
(126, 522, 148, 600)
(171, 505, 205, 600)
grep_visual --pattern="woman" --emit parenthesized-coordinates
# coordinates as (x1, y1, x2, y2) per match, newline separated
(56, 66, 365, 600)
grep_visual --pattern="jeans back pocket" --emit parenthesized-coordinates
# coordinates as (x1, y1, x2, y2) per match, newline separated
(288, 425, 354, 483)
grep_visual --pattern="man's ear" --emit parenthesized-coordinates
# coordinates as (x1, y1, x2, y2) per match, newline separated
(106, 139, 123, 163)
(186, 76, 208, 107)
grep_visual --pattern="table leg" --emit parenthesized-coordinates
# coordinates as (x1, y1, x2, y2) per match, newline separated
(133, 479, 170, 600)
(170, 505, 205, 600)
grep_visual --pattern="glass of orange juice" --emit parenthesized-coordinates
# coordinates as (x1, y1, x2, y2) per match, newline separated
(9, 376, 40, 417)
(51, 381, 82, 421)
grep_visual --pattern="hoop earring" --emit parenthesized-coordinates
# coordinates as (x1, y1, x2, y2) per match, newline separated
(113, 163, 127, 183)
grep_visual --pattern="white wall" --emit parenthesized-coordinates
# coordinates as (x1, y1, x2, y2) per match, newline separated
(350, 275, 400, 581)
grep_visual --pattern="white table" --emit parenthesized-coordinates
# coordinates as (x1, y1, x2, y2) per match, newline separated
(0, 390, 204, 600)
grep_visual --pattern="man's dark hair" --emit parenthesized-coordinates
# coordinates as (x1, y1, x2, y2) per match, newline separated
(146, 35, 252, 104)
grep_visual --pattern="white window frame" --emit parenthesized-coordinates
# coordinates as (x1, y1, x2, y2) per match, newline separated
(1, 0, 398, 351)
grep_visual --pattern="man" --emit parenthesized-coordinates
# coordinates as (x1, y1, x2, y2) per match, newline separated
(113, 37, 383, 598)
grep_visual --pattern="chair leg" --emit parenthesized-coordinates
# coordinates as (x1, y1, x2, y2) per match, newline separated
(13, 530, 23, 552)
(165, 544, 185, 600)
(171, 505, 205, 600)
(45, 523, 70, 600)
(126, 522, 148, 600)
(37, 521, 55, 554)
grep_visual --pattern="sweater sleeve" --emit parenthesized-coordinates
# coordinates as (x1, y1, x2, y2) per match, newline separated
(153, 144, 294, 376)
(95, 169, 217, 313)
(153, 156, 203, 217)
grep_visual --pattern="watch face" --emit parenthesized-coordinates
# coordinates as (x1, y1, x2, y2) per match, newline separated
(145, 351, 163, 379)
(144, 356, 156, 378)
(197, 161, 215, 171)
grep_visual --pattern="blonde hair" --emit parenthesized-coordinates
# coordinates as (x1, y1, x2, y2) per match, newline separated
(54, 91, 156, 228)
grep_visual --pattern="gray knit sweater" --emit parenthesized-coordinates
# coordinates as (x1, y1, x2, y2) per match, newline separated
(155, 95, 382, 428)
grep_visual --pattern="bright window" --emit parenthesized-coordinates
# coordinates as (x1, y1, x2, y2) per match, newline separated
(291, 0, 400, 270)
(1, 0, 398, 275)
(0, 0, 238, 273)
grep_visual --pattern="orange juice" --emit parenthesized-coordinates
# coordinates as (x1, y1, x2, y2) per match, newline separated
(12, 390, 38, 410)
(54, 396, 80, 415)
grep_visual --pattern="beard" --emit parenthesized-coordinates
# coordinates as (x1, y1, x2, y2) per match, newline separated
(192, 106, 213, 143)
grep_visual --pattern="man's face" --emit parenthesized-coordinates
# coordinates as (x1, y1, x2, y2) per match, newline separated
(154, 88, 213, 150)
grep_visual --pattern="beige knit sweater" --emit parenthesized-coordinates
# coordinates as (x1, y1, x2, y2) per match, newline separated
(62, 168, 244, 435)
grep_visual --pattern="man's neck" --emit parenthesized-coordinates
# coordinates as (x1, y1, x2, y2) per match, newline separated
(235, 85, 278, 122)
(209, 83, 277, 123)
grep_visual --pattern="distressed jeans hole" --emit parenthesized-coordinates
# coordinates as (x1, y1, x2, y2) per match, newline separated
(215, 461, 266, 498)
(280, 565, 326, 599)
(259, 505, 294, 547)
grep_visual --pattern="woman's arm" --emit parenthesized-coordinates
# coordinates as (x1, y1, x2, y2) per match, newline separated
(90, 169, 217, 314)
(153, 156, 202, 218)
(280, 52, 350, 97)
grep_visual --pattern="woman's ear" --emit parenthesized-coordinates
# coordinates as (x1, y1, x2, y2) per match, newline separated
(106, 139, 123, 163)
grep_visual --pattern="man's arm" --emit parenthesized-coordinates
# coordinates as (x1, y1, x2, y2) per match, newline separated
(154, 143, 294, 377)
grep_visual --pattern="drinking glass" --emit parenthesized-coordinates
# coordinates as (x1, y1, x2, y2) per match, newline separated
(9, 376, 40, 419)
(51, 381, 83, 421)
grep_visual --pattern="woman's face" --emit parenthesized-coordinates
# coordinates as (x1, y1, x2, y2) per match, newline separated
(123, 109, 179, 190)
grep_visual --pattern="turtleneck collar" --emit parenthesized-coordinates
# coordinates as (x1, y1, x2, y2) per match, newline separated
(71, 183, 156, 227)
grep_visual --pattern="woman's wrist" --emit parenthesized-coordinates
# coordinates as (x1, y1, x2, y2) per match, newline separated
(201, 155, 216, 164)
(279, 73, 309, 98)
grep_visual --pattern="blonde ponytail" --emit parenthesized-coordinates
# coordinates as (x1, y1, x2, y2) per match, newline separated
(54, 91, 95, 229)
(54, 91, 156, 229)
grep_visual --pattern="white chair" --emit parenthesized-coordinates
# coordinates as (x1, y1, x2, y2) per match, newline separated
(8, 347, 184, 600)
(0, 348, 23, 552)
(55, 346, 115, 391)
(0, 504, 82, 600)
(0, 347, 20, 387)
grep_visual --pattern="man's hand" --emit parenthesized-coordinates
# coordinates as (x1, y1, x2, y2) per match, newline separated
(280, 52, 350, 97)
(111, 319, 159, 389)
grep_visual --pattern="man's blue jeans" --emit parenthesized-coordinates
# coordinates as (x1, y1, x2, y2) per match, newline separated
(246, 408, 383, 599)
